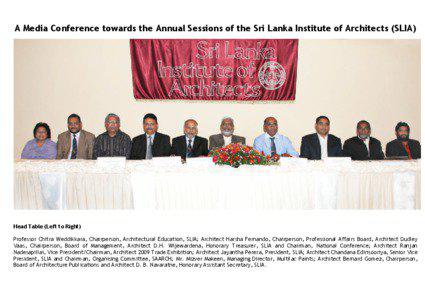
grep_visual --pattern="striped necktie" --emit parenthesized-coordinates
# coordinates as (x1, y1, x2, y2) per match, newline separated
(270, 137, 276, 156)
(187, 138, 193, 157)
(71, 134, 77, 159)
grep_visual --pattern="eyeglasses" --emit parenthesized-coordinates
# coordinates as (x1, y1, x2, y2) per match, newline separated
(68, 122, 81, 126)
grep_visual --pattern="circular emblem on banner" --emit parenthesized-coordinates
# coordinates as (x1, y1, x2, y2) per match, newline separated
(258, 61, 287, 90)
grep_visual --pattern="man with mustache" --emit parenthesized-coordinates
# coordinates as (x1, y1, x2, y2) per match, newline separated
(93, 113, 132, 159)
(253, 116, 299, 157)
(385, 122, 421, 159)
(343, 120, 384, 160)
(130, 113, 171, 159)
(209, 117, 246, 150)
(171, 119, 209, 159)
(56, 113, 95, 159)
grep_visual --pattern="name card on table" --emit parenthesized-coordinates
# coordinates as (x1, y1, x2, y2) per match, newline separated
(96, 157, 126, 170)
(323, 157, 352, 167)
(151, 156, 182, 167)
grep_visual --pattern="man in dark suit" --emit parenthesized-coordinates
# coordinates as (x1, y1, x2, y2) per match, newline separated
(343, 120, 384, 160)
(300, 116, 342, 160)
(171, 119, 209, 159)
(386, 122, 421, 159)
(209, 117, 246, 150)
(130, 113, 171, 159)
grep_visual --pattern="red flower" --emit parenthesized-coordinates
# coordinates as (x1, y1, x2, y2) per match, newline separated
(211, 144, 279, 167)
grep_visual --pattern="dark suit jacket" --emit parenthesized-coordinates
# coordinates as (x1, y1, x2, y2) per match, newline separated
(300, 133, 342, 160)
(208, 134, 246, 150)
(171, 135, 209, 158)
(129, 132, 171, 160)
(385, 139, 421, 159)
(343, 136, 384, 160)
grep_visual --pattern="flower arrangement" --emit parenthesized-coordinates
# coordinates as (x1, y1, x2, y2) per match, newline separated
(209, 143, 288, 167)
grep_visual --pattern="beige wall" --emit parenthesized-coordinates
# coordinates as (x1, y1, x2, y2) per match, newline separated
(14, 39, 421, 158)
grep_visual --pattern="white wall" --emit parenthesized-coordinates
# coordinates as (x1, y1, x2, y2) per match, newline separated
(14, 39, 420, 158)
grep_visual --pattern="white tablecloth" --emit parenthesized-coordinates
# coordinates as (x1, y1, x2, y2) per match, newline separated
(15, 160, 134, 209)
(14, 159, 421, 210)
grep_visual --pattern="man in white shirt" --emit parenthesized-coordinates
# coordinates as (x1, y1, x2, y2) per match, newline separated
(300, 116, 342, 160)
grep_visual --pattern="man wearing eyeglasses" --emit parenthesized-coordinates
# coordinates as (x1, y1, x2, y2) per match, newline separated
(171, 119, 209, 159)
(56, 113, 96, 159)
(92, 113, 132, 159)
(253, 117, 299, 157)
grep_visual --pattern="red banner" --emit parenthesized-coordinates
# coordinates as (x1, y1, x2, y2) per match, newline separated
(130, 39, 298, 101)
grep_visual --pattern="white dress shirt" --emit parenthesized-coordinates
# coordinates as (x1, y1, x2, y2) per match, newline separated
(68, 131, 81, 159)
(146, 133, 156, 151)
(223, 135, 232, 146)
(185, 135, 196, 147)
(317, 133, 328, 159)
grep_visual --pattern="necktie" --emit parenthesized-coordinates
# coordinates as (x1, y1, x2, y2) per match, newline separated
(187, 139, 193, 157)
(270, 137, 276, 156)
(361, 139, 369, 158)
(146, 136, 153, 160)
(71, 134, 77, 159)
(403, 143, 412, 160)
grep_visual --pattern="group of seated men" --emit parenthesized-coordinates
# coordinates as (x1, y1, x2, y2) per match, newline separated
(21, 113, 421, 161)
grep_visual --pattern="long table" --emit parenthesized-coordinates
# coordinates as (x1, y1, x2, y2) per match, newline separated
(14, 159, 421, 210)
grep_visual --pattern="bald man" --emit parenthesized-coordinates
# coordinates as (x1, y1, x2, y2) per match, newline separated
(253, 117, 299, 157)
(209, 117, 246, 150)
(171, 119, 209, 159)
